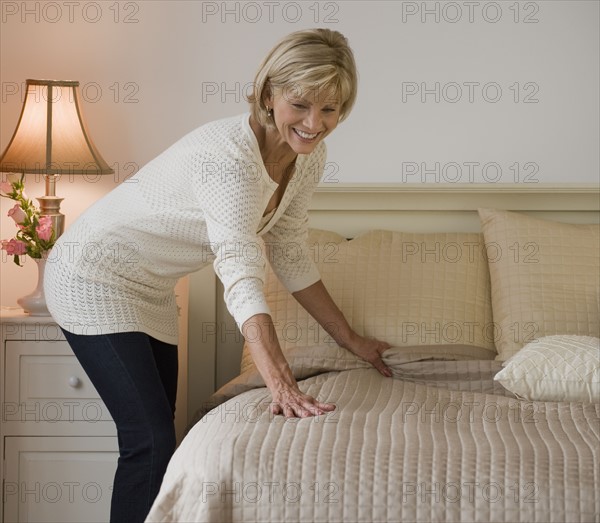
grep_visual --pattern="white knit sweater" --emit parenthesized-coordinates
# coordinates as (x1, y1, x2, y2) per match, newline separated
(44, 113, 326, 345)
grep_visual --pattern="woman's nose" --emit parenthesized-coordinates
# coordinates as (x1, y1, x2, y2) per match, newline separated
(304, 109, 322, 131)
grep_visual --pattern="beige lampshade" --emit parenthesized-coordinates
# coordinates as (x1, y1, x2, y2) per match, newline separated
(0, 79, 114, 175)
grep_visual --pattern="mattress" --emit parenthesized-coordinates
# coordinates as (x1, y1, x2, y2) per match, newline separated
(146, 349, 600, 523)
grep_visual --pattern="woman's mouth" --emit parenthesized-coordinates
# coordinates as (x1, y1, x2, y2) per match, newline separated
(293, 128, 320, 142)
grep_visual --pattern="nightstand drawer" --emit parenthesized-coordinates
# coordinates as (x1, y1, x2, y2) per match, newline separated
(4, 340, 112, 422)
(3, 436, 118, 523)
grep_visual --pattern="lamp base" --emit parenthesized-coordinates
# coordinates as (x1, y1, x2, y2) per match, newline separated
(37, 195, 65, 239)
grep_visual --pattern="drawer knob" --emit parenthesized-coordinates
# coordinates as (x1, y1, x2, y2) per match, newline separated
(68, 376, 81, 388)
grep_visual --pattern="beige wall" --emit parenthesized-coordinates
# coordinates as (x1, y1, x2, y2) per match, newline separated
(1, 0, 599, 303)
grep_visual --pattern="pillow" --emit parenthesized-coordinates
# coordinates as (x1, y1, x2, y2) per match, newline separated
(241, 228, 496, 374)
(478, 208, 599, 361)
(494, 335, 600, 403)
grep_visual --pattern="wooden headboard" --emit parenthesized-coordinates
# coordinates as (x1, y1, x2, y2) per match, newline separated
(185, 183, 600, 421)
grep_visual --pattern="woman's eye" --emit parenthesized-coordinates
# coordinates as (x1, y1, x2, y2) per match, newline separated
(292, 103, 306, 109)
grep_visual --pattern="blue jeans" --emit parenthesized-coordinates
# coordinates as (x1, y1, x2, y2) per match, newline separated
(61, 329, 178, 523)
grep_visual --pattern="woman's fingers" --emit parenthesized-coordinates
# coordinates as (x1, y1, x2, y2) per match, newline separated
(370, 355, 393, 377)
(283, 404, 296, 418)
(360, 347, 392, 377)
(374, 341, 393, 376)
(316, 400, 336, 412)
(269, 389, 336, 419)
(349, 336, 393, 377)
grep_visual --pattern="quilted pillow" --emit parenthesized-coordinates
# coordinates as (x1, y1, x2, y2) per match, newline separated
(494, 335, 600, 403)
(241, 228, 496, 374)
(477, 208, 600, 361)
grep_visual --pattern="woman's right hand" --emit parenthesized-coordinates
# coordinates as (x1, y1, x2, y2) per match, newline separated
(269, 382, 336, 418)
(243, 313, 336, 419)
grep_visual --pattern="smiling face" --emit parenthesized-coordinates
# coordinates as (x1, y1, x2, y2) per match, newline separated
(265, 85, 341, 155)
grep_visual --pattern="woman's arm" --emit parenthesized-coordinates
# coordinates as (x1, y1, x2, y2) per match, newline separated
(242, 313, 336, 418)
(242, 280, 392, 419)
(292, 280, 393, 377)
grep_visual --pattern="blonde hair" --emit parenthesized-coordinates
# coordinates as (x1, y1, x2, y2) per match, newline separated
(248, 28, 358, 128)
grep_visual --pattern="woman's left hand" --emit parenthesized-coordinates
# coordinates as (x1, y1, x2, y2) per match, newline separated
(342, 333, 393, 377)
(291, 281, 393, 377)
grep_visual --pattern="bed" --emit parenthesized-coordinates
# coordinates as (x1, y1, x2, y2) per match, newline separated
(146, 184, 600, 523)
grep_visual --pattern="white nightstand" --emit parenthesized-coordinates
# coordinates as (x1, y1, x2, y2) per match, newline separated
(0, 309, 118, 523)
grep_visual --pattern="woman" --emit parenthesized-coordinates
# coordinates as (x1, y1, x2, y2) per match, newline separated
(44, 28, 391, 523)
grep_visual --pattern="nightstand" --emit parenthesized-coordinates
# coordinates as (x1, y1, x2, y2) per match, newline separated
(0, 309, 118, 523)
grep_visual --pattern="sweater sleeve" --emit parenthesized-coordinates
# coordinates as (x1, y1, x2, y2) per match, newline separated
(262, 142, 327, 293)
(192, 150, 271, 330)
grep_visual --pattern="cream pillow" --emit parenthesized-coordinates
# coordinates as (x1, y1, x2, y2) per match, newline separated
(241, 228, 496, 374)
(494, 335, 600, 403)
(478, 208, 599, 361)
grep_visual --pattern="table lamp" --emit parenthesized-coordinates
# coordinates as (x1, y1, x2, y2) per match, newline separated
(0, 79, 114, 238)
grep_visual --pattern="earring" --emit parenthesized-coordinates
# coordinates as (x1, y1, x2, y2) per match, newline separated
(266, 106, 272, 117)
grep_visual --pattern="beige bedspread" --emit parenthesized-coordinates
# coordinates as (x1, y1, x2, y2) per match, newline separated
(146, 349, 600, 523)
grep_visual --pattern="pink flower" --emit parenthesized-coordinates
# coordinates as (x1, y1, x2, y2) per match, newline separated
(7, 203, 26, 224)
(1, 239, 28, 255)
(36, 216, 53, 241)
(0, 181, 13, 194)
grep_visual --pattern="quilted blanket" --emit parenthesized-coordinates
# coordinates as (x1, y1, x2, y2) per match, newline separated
(146, 349, 600, 523)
